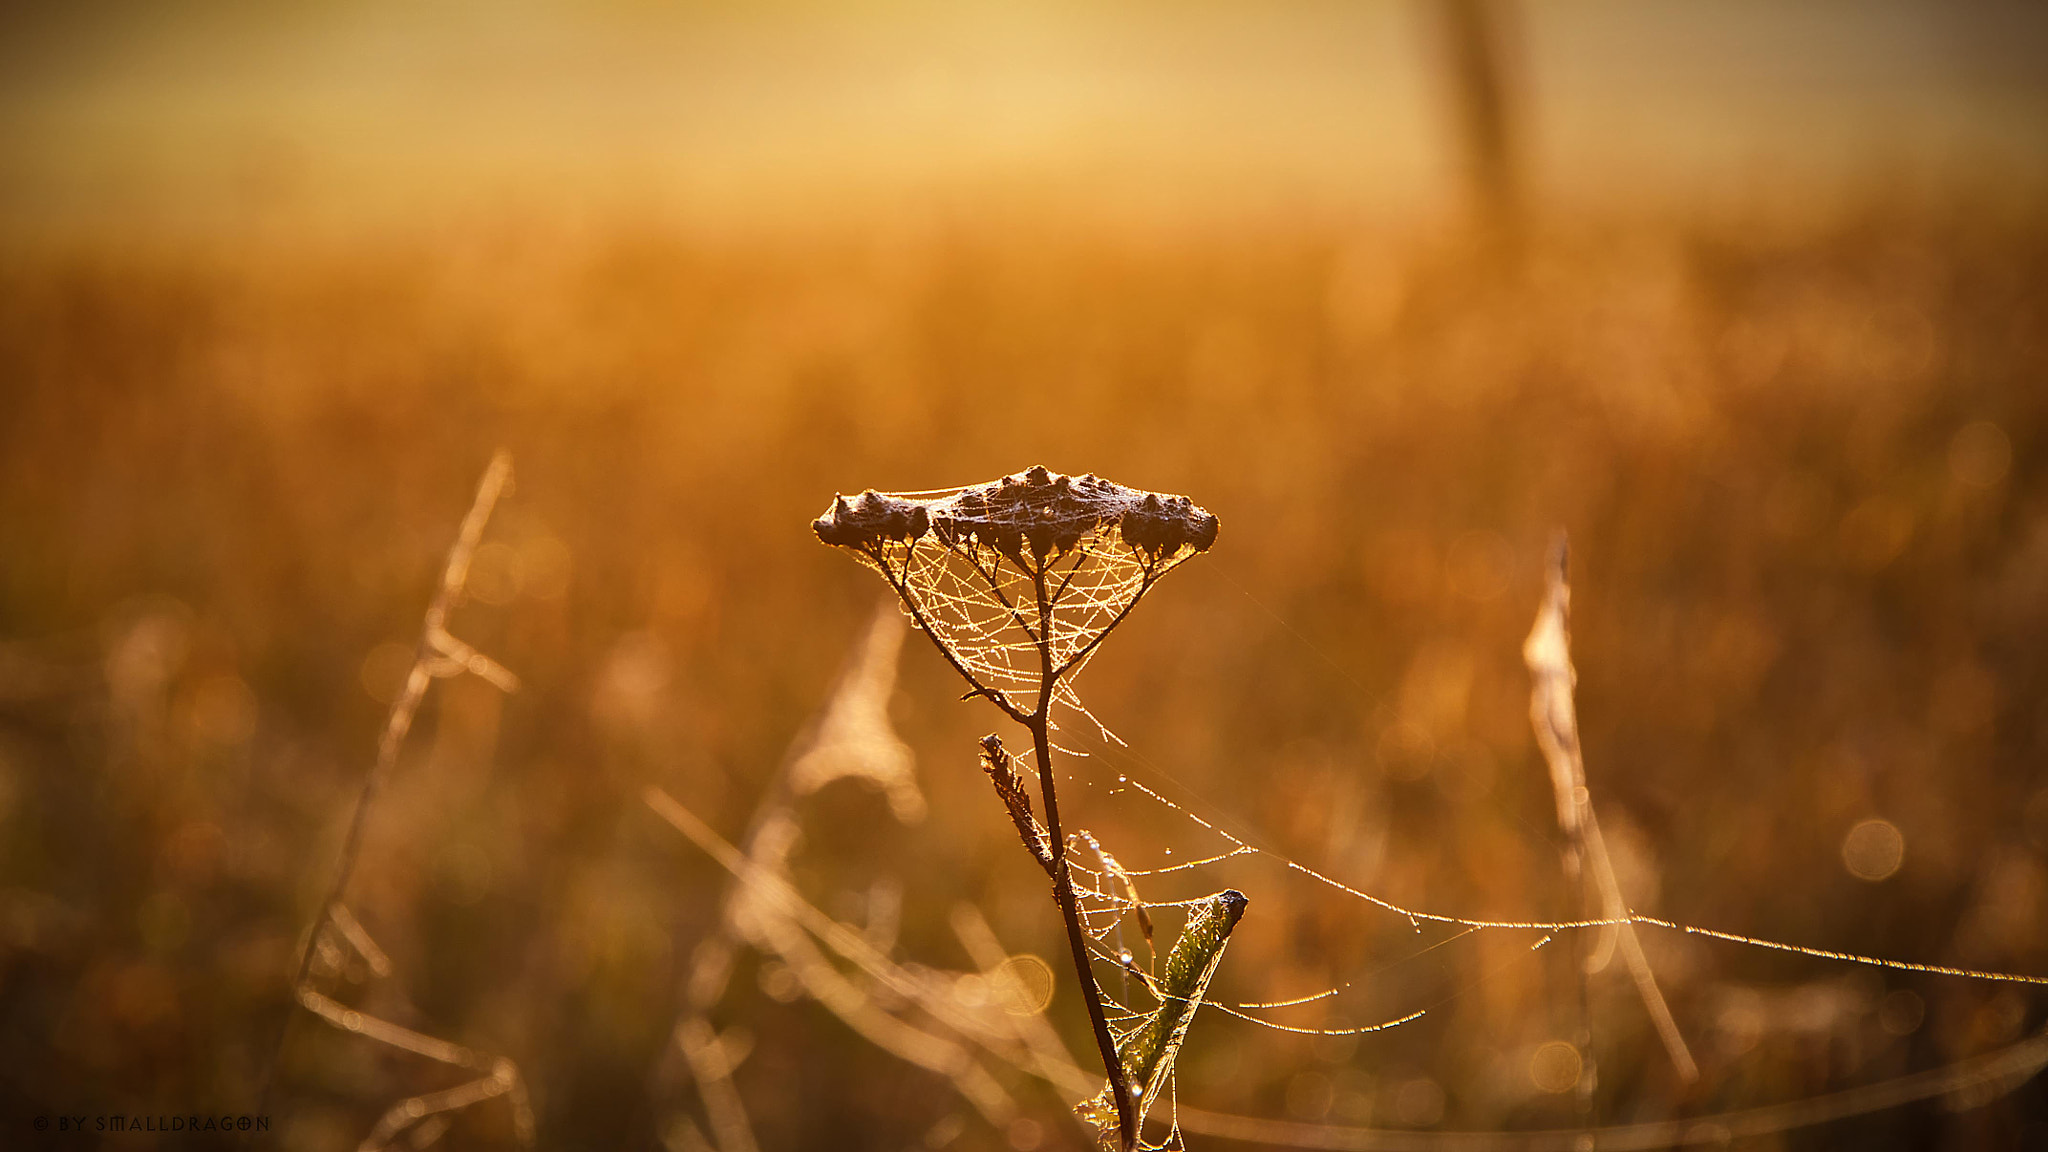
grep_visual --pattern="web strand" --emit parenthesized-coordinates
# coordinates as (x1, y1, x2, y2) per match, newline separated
(1069, 739, 2048, 1038)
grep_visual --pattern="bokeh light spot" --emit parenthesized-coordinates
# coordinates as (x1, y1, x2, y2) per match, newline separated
(468, 541, 522, 606)
(359, 641, 414, 704)
(187, 675, 258, 746)
(1286, 1070, 1334, 1120)
(519, 535, 573, 599)
(1529, 1040, 1582, 1094)
(1394, 1077, 1444, 1126)
(1376, 720, 1436, 782)
(951, 972, 990, 1010)
(989, 954, 1053, 1015)
(1004, 1117, 1043, 1151)
(1948, 420, 2012, 488)
(1838, 498, 1914, 570)
(758, 961, 801, 1003)
(1878, 989, 1924, 1036)
(1842, 818, 1905, 881)
(1447, 531, 1514, 602)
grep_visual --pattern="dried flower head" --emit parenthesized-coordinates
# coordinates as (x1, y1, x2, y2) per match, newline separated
(813, 466, 1218, 721)
(813, 466, 1220, 1152)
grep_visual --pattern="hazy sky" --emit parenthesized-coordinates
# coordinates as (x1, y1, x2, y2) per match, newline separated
(2, 0, 2043, 231)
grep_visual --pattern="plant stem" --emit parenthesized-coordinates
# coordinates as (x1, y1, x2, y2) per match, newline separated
(253, 451, 514, 1133)
(1029, 565, 1137, 1152)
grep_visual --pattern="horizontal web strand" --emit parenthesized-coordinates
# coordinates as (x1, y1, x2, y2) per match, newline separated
(1099, 759, 2048, 1000)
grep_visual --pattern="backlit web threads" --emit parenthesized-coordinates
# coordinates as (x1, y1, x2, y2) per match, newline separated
(813, 466, 1218, 726)
(1076, 756, 2048, 1044)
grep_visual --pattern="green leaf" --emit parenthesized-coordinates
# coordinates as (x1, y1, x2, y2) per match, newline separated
(1076, 889, 1247, 1146)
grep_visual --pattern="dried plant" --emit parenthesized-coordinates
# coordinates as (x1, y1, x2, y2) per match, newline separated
(644, 786, 1059, 1140)
(812, 466, 1237, 1151)
(1163, 535, 2048, 1149)
(644, 606, 1017, 1152)
(646, 600, 1264, 1151)
(1522, 532, 1697, 1114)
(258, 452, 534, 1151)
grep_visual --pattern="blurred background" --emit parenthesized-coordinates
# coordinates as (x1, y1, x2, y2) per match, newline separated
(3, 1, 2048, 1149)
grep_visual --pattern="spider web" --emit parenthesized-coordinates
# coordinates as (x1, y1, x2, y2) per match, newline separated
(812, 473, 2047, 1146)
(1068, 750, 2048, 1032)
(814, 466, 1217, 739)
(1008, 738, 2048, 1150)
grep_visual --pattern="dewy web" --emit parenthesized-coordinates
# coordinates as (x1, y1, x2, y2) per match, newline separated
(817, 466, 1229, 1151)
(1053, 683, 2048, 1048)
(814, 467, 1217, 751)
(815, 465, 2046, 1152)
(821, 470, 2047, 1038)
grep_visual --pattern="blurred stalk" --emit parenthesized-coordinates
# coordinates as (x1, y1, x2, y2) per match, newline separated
(1432, 0, 1524, 249)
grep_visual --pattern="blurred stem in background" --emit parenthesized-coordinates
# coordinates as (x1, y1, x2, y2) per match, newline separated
(1435, 0, 1524, 251)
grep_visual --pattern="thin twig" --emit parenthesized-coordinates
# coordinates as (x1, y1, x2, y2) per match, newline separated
(1028, 561, 1139, 1151)
(256, 450, 517, 1126)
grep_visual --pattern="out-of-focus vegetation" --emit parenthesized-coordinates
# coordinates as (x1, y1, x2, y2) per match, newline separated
(4, 196, 2045, 1149)
(4, 4, 2048, 1151)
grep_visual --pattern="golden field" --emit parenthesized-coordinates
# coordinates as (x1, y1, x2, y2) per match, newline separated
(4, 5, 2048, 1149)
(3, 194, 2046, 1149)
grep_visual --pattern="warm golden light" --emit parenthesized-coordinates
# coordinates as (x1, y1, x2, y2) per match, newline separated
(4, 4, 2045, 1150)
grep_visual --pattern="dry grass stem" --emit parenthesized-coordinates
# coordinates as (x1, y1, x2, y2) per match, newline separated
(650, 605, 919, 1152)
(647, 607, 1137, 1143)
(1523, 533, 1698, 1086)
(326, 903, 394, 979)
(646, 784, 1127, 1127)
(258, 450, 531, 1148)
